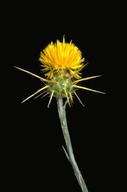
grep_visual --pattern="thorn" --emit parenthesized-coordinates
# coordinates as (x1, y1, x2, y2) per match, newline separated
(69, 93, 73, 103)
(73, 85, 105, 94)
(34, 90, 48, 99)
(21, 86, 49, 103)
(73, 91, 85, 107)
(74, 75, 102, 84)
(14, 66, 48, 82)
(62, 146, 70, 162)
(47, 91, 54, 108)
(64, 100, 68, 109)
(64, 88, 71, 107)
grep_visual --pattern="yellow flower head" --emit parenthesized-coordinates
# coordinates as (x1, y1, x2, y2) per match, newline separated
(15, 37, 105, 107)
(39, 37, 85, 79)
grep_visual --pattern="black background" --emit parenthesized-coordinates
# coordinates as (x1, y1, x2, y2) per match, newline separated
(3, 1, 120, 192)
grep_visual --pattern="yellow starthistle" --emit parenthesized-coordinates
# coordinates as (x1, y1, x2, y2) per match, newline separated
(15, 37, 105, 107)
(15, 37, 105, 192)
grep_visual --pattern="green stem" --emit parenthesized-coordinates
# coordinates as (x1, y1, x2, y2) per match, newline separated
(57, 97, 88, 192)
